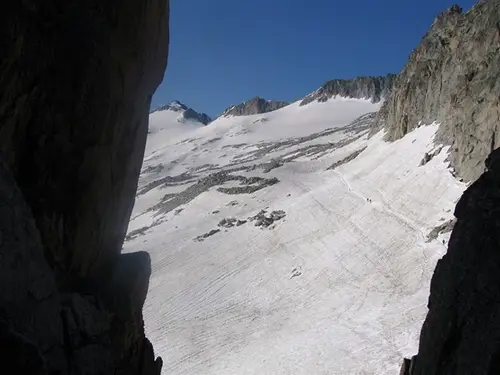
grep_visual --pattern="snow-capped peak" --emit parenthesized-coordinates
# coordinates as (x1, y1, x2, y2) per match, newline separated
(167, 100, 188, 111)
(152, 100, 189, 113)
(151, 100, 212, 125)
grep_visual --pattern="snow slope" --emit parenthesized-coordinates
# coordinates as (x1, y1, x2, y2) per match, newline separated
(147, 107, 207, 154)
(124, 97, 465, 375)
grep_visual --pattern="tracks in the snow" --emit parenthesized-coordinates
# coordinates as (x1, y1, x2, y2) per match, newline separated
(333, 170, 428, 243)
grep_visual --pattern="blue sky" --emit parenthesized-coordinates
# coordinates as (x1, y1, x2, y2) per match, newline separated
(152, 0, 476, 117)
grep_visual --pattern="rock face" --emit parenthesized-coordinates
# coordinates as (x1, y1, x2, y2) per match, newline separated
(0, 0, 170, 373)
(380, 1, 500, 182)
(152, 100, 212, 125)
(300, 74, 396, 106)
(222, 96, 289, 117)
(409, 148, 500, 374)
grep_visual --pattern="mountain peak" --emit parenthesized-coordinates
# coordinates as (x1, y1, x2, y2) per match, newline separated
(222, 97, 289, 117)
(168, 100, 188, 110)
(151, 101, 212, 125)
(152, 100, 188, 113)
(300, 74, 396, 106)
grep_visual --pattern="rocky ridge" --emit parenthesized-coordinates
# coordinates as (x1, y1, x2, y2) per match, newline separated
(379, 1, 500, 182)
(221, 75, 396, 118)
(153, 100, 212, 125)
(222, 96, 289, 117)
(300, 74, 396, 106)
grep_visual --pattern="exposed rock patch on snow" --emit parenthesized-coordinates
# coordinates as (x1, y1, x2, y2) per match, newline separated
(426, 219, 456, 243)
(249, 209, 286, 229)
(194, 229, 221, 242)
(327, 147, 367, 170)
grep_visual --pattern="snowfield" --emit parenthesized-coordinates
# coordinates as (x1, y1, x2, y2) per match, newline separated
(124, 97, 466, 374)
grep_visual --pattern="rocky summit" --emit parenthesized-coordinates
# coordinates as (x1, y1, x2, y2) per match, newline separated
(222, 96, 289, 117)
(152, 100, 212, 125)
(300, 74, 396, 106)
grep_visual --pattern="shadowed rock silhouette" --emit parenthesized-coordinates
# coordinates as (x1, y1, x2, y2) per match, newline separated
(0, 1, 170, 373)
(405, 147, 500, 374)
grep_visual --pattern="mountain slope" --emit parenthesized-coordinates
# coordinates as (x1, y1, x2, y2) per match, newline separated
(125, 95, 465, 374)
(377, 2, 500, 372)
(379, 2, 500, 182)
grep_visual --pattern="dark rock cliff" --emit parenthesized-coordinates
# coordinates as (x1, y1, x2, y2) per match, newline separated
(405, 148, 500, 374)
(300, 74, 396, 106)
(222, 96, 289, 117)
(0, 0, 170, 373)
(380, 1, 500, 182)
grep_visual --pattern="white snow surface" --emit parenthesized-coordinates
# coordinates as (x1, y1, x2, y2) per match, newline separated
(125, 97, 466, 375)
(147, 109, 205, 154)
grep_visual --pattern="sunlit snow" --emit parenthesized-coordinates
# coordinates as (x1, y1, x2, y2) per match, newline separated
(124, 97, 465, 375)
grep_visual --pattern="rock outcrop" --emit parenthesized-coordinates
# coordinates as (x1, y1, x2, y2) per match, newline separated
(300, 74, 396, 106)
(0, 0, 170, 373)
(380, 1, 500, 182)
(222, 96, 289, 117)
(152, 100, 212, 125)
(407, 148, 500, 374)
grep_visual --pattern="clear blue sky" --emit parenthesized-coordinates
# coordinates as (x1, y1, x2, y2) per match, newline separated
(152, 0, 476, 117)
